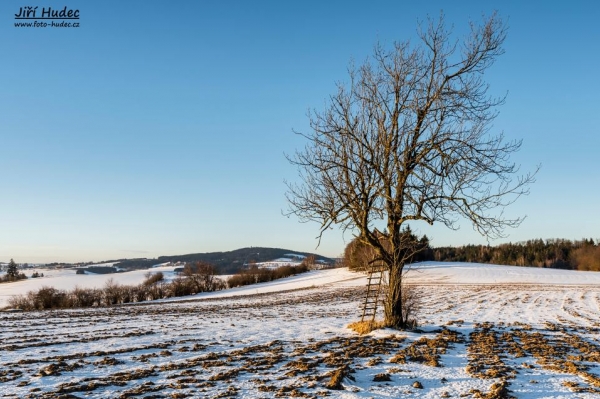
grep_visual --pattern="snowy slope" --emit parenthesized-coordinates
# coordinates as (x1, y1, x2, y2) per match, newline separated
(405, 261, 600, 285)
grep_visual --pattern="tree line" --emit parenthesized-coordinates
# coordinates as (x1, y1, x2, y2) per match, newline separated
(432, 238, 600, 271)
(344, 235, 600, 272)
(343, 227, 433, 272)
(227, 264, 309, 288)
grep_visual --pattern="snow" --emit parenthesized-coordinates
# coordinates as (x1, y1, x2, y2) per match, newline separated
(405, 261, 600, 285)
(1, 262, 599, 398)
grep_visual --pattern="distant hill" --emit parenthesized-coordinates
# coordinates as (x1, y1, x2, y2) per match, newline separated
(112, 247, 334, 274)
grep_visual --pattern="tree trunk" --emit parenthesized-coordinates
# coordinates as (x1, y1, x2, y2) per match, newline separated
(384, 262, 407, 328)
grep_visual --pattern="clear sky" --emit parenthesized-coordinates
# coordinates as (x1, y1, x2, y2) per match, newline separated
(1, 1, 599, 263)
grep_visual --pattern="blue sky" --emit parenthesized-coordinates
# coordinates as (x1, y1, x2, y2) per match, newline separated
(1, 1, 599, 263)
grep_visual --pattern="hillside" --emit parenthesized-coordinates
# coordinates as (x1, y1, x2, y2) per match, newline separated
(108, 247, 333, 274)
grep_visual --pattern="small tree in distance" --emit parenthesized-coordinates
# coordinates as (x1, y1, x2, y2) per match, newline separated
(301, 255, 316, 269)
(286, 12, 537, 329)
(6, 259, 18, 279)
(184, 261, 217, 292)
(3, 258, 27, 282)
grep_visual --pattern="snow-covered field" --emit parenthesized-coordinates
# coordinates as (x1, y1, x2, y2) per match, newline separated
(1, 262, 599, 398)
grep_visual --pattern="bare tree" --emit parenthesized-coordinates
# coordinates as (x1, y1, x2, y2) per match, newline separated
(286, 13, 536, 328)
(184, 261, 216, 293)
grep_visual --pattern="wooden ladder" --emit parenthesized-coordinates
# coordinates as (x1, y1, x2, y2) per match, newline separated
(360, 262, 385, 322)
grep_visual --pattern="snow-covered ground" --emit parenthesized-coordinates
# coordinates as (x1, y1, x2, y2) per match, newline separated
(1, 262, 599, 398)
(406, 261, 600, 285)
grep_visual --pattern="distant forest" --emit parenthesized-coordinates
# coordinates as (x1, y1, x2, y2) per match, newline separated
(345, 234, 600, 272)
(432, 238, 600, 271)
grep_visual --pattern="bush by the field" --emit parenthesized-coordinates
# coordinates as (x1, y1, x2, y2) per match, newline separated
(227, 264, 309, 288)
(7, 263, 226, 311)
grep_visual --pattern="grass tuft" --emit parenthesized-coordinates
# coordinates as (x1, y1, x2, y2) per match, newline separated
(347, 320, 386, 335)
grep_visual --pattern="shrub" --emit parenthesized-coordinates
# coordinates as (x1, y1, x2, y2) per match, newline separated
(132, 285, 148, 302)
(143, 271, 164, 286)
(72, 286, 100, 307)
(103, 278, 122, 305)
(169, 277, 194, 297)
(34, 286, 68, 309)
(571, 246, 600, 271)
(120, 286, 134, 303)
(300, 255, 316, 269)
(213, 278, 227, 291)
(1, 272, 28, 283)
(147, 281, 166, 300)
(227, 264, 309, 288)
(183, 262, 219, 293)
(7, 294, 32, 311)
(7, 266, 225, 311)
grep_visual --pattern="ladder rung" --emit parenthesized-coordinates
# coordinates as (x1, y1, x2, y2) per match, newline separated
(362, 264, 384, 323)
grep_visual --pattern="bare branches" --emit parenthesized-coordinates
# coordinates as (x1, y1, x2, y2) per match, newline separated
(286, 11, 535, 255)
(285, 13, 537, 328)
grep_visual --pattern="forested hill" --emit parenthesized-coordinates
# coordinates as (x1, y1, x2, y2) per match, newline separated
(111, 247, 334, 274)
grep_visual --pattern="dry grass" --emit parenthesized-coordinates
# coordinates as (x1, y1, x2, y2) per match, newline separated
(390, 328, 463, 368)
(347, 320, 386, 335)
(466, 324, 515, 380)
(372, 372, 391, 382)
(325, 366, 349, 390)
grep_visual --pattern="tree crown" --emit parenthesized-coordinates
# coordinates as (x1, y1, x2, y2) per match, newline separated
(286, 12, 536, 264)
